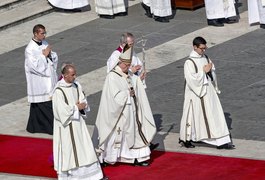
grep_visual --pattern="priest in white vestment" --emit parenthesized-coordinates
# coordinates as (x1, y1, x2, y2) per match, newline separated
(179, 36, 235, 149)
(204, 0, 237, 27)
(141, 0, 172, 22)
(248, 0, 265, 29)
(25, 24, 58, 135)
(48, 0, 89, 10)
(95, 46, 157, 166)
(95, 0, 127, 19)
(52, 64, 105, 180)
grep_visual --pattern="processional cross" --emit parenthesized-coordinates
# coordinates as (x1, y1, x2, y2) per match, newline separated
(117, 127, 122, 135)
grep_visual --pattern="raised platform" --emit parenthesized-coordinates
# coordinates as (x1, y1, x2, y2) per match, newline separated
(171, 0, 204, 10)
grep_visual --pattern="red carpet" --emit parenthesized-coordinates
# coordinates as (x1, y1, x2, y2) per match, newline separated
(0, 134, 56, 178)
(1, 134, 265, 180)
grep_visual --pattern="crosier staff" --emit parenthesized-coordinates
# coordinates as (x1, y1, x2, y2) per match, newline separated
(140, 36, 147, 87)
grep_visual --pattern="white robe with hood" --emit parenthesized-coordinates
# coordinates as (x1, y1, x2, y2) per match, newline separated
(179, 50, 231, 146)
(52, 79, 103, 180)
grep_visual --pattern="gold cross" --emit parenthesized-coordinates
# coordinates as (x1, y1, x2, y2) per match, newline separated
(117, 127, 122, 135)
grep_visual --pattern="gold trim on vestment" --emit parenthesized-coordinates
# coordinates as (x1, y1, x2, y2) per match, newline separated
(133, 96, 149, 145)
(69, 122, 79, 167)
(55, 85, 80, 168)
(200, 97, 211, 138)
(119, 57, 132, 63)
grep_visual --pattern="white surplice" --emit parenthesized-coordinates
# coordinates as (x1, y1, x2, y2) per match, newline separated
(95, 0, 126, 15)
(248, 0, 265, 25)
(179, 50, 231, 146)
(143, 0, 172, 17)
(95, 66, 156, 164)
(52, 79, 103, 180)
(48, 0, 89, 9)
(25, 39, 58, 103)
(204, 0, 236, 19)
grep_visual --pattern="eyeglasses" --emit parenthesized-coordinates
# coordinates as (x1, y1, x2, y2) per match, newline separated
(40, 32, 47, 35)
(198, 46, 207, 51)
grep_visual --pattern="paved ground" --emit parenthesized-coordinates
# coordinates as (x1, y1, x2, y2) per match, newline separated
(1, 0, 265, 179)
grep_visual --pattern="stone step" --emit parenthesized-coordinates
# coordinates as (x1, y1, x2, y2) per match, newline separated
(0, 0, 27, 12)
(0, 0, 54, 31)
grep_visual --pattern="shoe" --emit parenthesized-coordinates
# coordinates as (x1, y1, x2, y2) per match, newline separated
(155, 17, 169, 23)
(115, 12, 127, 16)
(217, 143, 235, 150)
(149, 143, 159, 151)
(134, 159, 149, 166)
(63, 8, 82, 12)
(100, 177, 109, 180)
(207, 19, 224, 27)
(260, 24, 265, 29)
(141, 3, 152, 18)
(99, 14, 114, 19)
(224, 18, 237, 24)
(100, 160, 109, 167)
(179, 138, 195, 148)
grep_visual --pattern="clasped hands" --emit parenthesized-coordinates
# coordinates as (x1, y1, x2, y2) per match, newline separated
(203, 63, 212, 73)
(76, 101, 87, 110)
(42, 45, 52, 57)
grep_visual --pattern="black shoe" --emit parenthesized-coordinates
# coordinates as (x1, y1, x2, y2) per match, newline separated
(134, 159, 149, 166)
(141, 3, 152, 18)
(224, 18, 237, 24)
(217, 143, 235, 150)
(179, 138, 195, 148)
(115, 12, 127, 16)
(155, 17, 169, 23)
(100, 177, 109, 180)
(100, 160, 109, 167)
(99, 14, 114, 19)
(149, 143, 159, 151)
(63, 8, 82, 12)
(207, 19, 224, 27)
(260, 24, 265, 29)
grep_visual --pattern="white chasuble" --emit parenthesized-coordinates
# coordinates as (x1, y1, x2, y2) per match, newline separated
(204, 0, 236, 19)
(179, 50, 231, 146)
(95, 66, 156, 164)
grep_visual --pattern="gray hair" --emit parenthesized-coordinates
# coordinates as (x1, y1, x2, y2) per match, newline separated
(120, 32, 134, 44)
